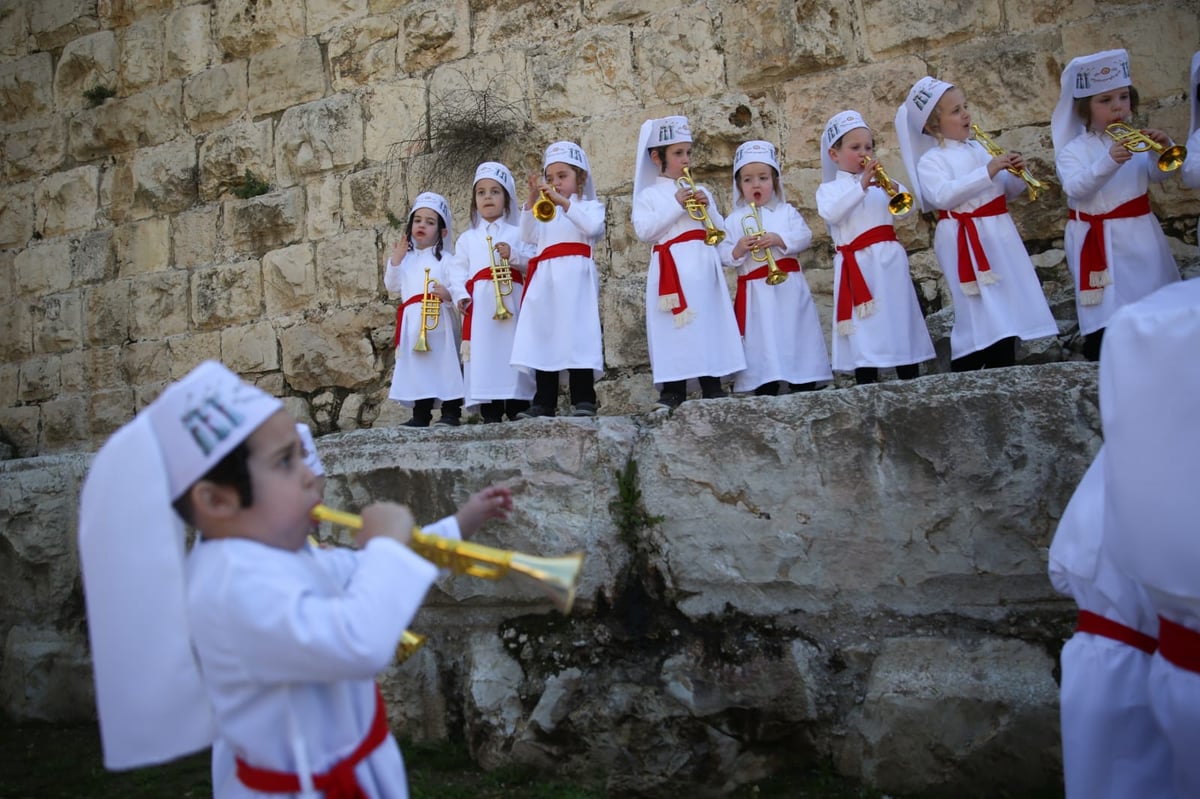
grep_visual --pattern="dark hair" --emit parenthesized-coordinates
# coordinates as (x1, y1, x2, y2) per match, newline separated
(831, 129, 875, 151)
(405, 210, 447, 260)
(171, 441, 253, 526)
(650, 145, 670, 173)
(1074, 86, 1140, 127)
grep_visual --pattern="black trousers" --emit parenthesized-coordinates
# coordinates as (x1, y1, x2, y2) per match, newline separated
(534, 369, 595, 410)
(411, 397, 462, 423)
(855, 364, 921, 384)
(951, 337, 1017, 372)
(660, 376, 724, 401)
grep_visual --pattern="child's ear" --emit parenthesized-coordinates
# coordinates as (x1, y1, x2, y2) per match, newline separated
(189, 480, 242, 522)
(648, 149, 662, 167)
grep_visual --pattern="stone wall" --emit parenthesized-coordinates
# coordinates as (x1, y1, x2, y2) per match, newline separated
(0, 0, 1197, 457)
(2, 364, 1094, 794)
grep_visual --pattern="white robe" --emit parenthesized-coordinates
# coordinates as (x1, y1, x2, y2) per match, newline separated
(816, 171, 935, 372)
(723, 200, 831, 391)
(385, 246, 465, 405)
(918, 139, 1058, 359)
(633, 176, 746, 387)
(446, 220, 536, 406)
(1056, 130, 1179, 335)
(1179, 128, 1200, 249)
(192, 518, 458, 799)
(509, 195, 605, 376)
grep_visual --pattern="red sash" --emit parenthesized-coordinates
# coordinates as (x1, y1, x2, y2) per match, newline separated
(653, 229, 708, 323)
(1076, 610, 1157, 655)
(523, 242, 592, 304)
(236, 685, 390, 799)
(733, 258, 801, 336)
(1158, 616, 1200, 674)
(462, 265, 525, 342)
(937, 195, 1008, 294)
(1069, 194, 1151, 306)
(392, 294, 423, 349)
(835, 225, 896, 334)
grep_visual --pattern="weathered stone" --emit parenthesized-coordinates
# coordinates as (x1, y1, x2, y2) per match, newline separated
(116, 15, 161, 94)
(0, 53, 52, 125)
(0, 181, 33, 248)
(117, 138, 198, 221)
(31, 290, 81, 354)
(35, 165, 99, 237)
(529, 27, 634, 124)
(68, 81, 184, 161)
(53, 29, 117, 114)
(128, 269, 189, 339)
(0, 1, 28, 61)
(936, 31, 1062, 132)
(170, 206, 219, 269)
(96, 0, 172, 27)
(360, 79, 425, 163)
(70, 229, 114, 287)
(247, 38, 325, 118)
(599, 276, 646, 370)
(214, 0, 305, 59)
(40, 398, 86, 452)
(88, 386, 135, 443)
(183, 61, 248, 133)
(340, 165, 405, 230)
(119, 339, 171, 385)
(198, 118, 273, 202)
(263, 242, 317, 316)
(221, 320, 280, 373)
(275, 93, 364, 187)
(328, 14, 399, 91)
(167, 330, 221, 378)
(18, 356, 61, 402)
(2, 116, 68, 181)
(164, 4, 213, 79)
(0, 405, 39, 458)
(190, 259, 263, 331)
(471, 0, 585, 51)
(632, 9, 724, 104)
(304, 174, 342, 240)
(14, 239, 72, 297)
(279, 310, 380, 391)
(28, 0, 98, 51)
(316, 228, 377, 305)
(397, 0, 468, 74)
(0, 300, 32, 361)
(0, 626, 93, 723)
(222, 187, 306, 258)
(863, 0, 1000, 56)
(114, 216, 169, 276)
(722, 0, 852, 89)
(307, 0, 367, 36)
(84, 279, 129, 346)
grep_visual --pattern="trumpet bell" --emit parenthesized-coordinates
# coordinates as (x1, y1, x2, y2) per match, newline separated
(508, 552, 584, 615)
(1158, 144, 1188, 173)
(412, 328, 429, 352)
(887, 191, 914, 216)
(704, 227, 726, 246)
(492, 303, 513, 321)
(395, 630, 427, 663)
(533, 191, 556, 222)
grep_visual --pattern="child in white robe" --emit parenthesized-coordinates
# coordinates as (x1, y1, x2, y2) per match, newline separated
(724, 139, 831, 395)
(446, 162, 536, 422)
(1181, 52, 1200, 244)
(1052, 48, 1181, 362)
(896, 77, 1057, 371)
(510, 142, 605, 418)
(816, 111, 934, 384)
(77, 360, 513, 798)
(632, 115, 746, 410)
(385, 192, 466, 427)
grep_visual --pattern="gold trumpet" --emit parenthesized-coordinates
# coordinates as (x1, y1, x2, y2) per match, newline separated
(742, 202, 786, 285)
(863, 157, 914, 216)
(1105, 122, 1187, 172)
(971, 124, 1049, 201)
(413, 267, 440, 353)
(485, 235, 514, 321)
(677, 167, 725, 246)
(311, 505, 584, 614)
(532, 189, 556, 222)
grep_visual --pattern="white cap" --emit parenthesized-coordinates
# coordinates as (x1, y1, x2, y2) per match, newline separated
(730, 140, 784, 210)
(634, 116, 693, 196)
(1101, 278, 1200, 600)
(820, 110, 870, 184)
(1052, 49, 1133, 151)
(295, 422, 324, 477)
(472, 161, 519, 227)
(542, 141, 596, 201)
(79, 361, 282, 768)
(409, 191, 454, 250)
(895, 77, 954, 212)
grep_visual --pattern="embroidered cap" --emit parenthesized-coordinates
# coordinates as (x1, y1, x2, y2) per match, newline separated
(895, 77, 955, 212)
(731, 140, 785, 209)
(541, 141, 596, 201)
(820, 110, 871, 183)
(472, 161, 519, 227)
(1052, 49, 1133, 150)
(634, 115, 694, 195)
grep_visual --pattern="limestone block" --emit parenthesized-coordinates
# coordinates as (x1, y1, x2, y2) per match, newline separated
(471, 0, 585, 51)
(221, 320, 280, 373)
(19, 356, 61, 402)
(214, 0, 305, 59)
(0, 52, 53, 125)
(167, 330, 222, 378)
(0, 181, 33, 248)
(466, 633, 525, 738)
(935, 30, 1062, 131)
(35, 166, 99, 237)
(53, 29, 118, 114)
(307, 0, 367, 36)
(263, 242, 317, 315)
(0, 249, 10, 304)
(863, 0, 1000, 56)
(39, 395, 87, 453)
(0, 406, 39, 458)
(115, 217, 169, 277)
(340, 165, 405, 230)
(2, 116, 67, 181)
(0, 300, 32, 361)
(171, 206, 219, 269)
(190, 260, 264, 331)
(0, 626, 93, 723)
(68, 81, 185, 161)
(120, 339, 171, 385)
(275, 93, 364, 188)
(304, 174, 343, 240)
(361, 79, 425, 163)
(129, 270, 189, 339)
(84, 279, 130, 346)
(0, 360, 15, 405)
(28, 0, 98, 51)
(112, 138, 197, 221)
(164, 4, 213, 78)
(247, 38, 326, 118)
(116, 15, 160, 95)
(279, 310, 380, 391)
(1002, 0, 1095, 28)
(1061, 5, 1198, 101)
(31, 290, 81, 354)
(15, 239, 72, 296)
(328, 14, 399, 91)
(0, 1, 28, 61)
(722, 0, 852, 89)
(316, 228, 377, 305)
(600, 277, 647, 370)
(529, 27, 636, 123)
(97, 0, 173, 27)
(88, 386, 135, 443)
(632, 9, 724, 104)
(184, 62, 248, 133)
(222, 187, 306, 258)
(397, 0, 468, 74)
(198, 118, 273, 202)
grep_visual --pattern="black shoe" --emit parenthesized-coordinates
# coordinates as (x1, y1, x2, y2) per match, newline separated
(571, 401, 597, 417)
(515, 405, 555, 419)
(402, 417, 430, 428)
(432, 416, 460, 427)
(482, 416, 503, 424)
(652, 393, 684, 412)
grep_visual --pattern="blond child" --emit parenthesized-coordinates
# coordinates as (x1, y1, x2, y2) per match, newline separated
(724, 139, 831, 395)
(385, 192, 465, 427)
(816, 111, 934, 384)
(446, 162, 536, 423)
(1052, 49, 1181, 362)
(510, 142, 605, 418)
(632, 115, 746, 410)
(896, 77, 1057, 371)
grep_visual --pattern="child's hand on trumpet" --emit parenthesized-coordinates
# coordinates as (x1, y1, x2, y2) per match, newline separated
(357, 502, 416, 549)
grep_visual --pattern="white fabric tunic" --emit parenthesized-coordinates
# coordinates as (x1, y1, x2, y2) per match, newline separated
(1185, 128, 1200, 244)
(385, 246, 465, 406)
(918, 139, 1058, 359)
(190, 520, 456, 799)
(816, 171, 935, 372)
(723, 200, 831, 391)
(633, 176, 746, 387)
(1056, 130, 1179, 335)
(509, 196, 605, 376)
(446, 220, 536, 406)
